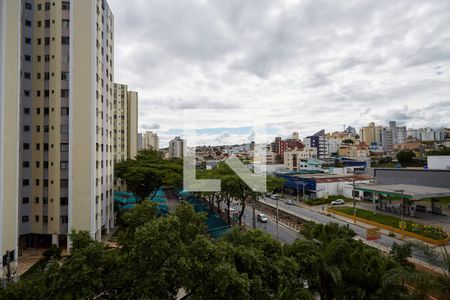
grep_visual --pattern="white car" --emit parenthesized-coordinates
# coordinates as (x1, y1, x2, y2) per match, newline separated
(257, 213, 269, 223)
(330, 199, 345, 206)
(270, 194, 279, 200)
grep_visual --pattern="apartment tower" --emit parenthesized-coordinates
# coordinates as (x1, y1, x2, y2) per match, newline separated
(0, 0, 21, 277)
(19, 0, 115, 247)
(113, 83, 138, 163)
(142, 131, 159, 151)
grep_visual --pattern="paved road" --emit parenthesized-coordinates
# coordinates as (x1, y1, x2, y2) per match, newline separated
(261, 197, 441, 266)
(232, 204, 300, 244)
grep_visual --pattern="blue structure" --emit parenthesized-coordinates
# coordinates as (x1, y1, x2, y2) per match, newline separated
(276, 171, 320, 196)
(179, 191, 231, 239)
(114, 188, 169, 215)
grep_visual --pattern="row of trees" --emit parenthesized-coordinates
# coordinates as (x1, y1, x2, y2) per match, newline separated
(195, 163, 285, 226)
(2, 201, 448, 299)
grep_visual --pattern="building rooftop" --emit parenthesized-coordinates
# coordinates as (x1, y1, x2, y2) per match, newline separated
(290, 173, 372, 183)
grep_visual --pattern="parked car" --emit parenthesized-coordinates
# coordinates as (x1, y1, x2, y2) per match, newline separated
(270, 194, 279, 200)
(330, 199, 345, 206)
(285, 200, 295, 205)
(257, 213, 269, 223)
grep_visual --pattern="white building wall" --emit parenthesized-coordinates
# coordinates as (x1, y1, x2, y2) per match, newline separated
(427, 156, 450, 170)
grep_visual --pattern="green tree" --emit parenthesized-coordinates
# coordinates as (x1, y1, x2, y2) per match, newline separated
(396, 150, 415, 167)
(115, 149, 182, 203)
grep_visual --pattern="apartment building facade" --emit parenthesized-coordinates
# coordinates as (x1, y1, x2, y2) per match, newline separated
(169, 136, 184, 158)
(113, 83, 138, 163)
(142, 130, 159, 151)
(18, 0, 115, 247)
(283, 147, 318, 171)
(0, 0, 21, 278)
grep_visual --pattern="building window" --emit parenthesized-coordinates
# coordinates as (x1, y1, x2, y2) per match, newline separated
(60, 197, 68, 206)
(61, 216, 69, 223)
(25, 55, 31, 62)
(62, 2, 70, 10)
(24, 72, 31, 79)
(61, 89, 69, 97)
(61, 72, 69, 80)
(25, 2, 32, 10)
(35, 215, 40, 222)
(62, 54, 69, 62)
(36, 161, 40, 168)
(45, 37, 50, 45)
(45, 2, 50, 10)
(24, 107, 30, 114)
(24, 90, 30, 96)
(23, 161, 30, 168)
(22, 216, 29, 223)
(23, 143, 30, 150)
(22, 197, 29, 204)
(61, 125, 69, 134)
(22, 180, 29, 186)
(60, 180, 68, 188)
(60, 161, 69, 170)
(45, 20, 50, 28)
(61, 107, 69, 116)
(61, 36, 70, 45)
(62, 19, 69, 28)
(35, 179, 39, 186)
(61, 143, 69, 152)
(43, 216, 48, 224)
(36, 143, 40, 150)
(25, 37, 31, 44)
(25, 20, 32, 27)
(44, 55, 50, 62)
(23, 125, 30, 132)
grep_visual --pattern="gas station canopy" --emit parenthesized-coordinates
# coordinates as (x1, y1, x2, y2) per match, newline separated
(355, 184, 450, 200)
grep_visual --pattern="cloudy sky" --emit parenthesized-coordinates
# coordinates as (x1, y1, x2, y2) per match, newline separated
(109, 0, 450, 146)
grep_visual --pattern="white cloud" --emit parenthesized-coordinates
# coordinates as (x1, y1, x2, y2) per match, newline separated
(110, 0, 450, 143)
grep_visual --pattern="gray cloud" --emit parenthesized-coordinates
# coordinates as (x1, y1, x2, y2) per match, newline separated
(110, 0, 450, 138)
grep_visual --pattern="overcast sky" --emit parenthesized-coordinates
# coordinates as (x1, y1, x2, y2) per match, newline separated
(109, 0, 450, 146)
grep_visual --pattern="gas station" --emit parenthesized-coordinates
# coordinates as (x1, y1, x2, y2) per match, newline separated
(354, 183, 450, 217)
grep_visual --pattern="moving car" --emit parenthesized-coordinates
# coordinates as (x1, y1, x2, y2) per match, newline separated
(285, 200, 295, 205)
(330, 199, 345, 206)
(270, 194, 279, 200)
(257, 213, 269, 223)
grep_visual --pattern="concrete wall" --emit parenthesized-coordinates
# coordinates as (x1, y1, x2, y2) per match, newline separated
(427, 156, 450, 170)
(374, 168, 450, 189)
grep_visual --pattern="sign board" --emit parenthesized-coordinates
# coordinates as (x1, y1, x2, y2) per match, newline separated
(367, 227, 381, 241)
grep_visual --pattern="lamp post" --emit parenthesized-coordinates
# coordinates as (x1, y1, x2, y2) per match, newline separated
(395, 189, 405, 239)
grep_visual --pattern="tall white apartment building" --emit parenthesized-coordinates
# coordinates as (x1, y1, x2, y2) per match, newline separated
(1, 0, 21, 278)
(169, 136, 184, 158)
(17, 0, 115, 248)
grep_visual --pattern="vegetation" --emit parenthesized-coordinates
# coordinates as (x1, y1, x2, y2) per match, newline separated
(115, 149, 183, 202)
(196, 162, 285, 227)
(330, 206, 448, 240)
(2, 202, 447, 299)
(427, 146, 450, 156)
(396, 150, 415, 167)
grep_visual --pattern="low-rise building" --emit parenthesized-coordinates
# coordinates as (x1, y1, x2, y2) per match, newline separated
(284, 147, 317, 171)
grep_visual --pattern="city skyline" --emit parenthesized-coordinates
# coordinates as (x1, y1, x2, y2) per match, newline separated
(110, 0, 450, 140)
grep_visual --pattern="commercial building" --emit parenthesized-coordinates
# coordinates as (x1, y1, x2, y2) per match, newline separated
(0, 0, 21, 278)
(374, 168, 450, 190)
(113, 83, 138, 163)
(169, 136, 184, 158)
(427, 156, 450, 170)
(142, 130, 159, 151)
(17, 0, 115, 247)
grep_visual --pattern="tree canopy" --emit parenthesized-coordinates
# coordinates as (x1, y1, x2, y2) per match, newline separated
(115, 149, 183, 202)
(2, 201, 444, 300)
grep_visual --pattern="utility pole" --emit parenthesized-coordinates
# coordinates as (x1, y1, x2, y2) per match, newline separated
(353, 180, 356, 224)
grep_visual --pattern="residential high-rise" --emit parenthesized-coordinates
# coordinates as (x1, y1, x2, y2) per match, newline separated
(169, 136, 184, 158)
(137, 133, 143, 150)
(305, 129, 327, 158)
(359, 122, 383, 146)
(18, 0, 115, 247)
(113, 83, 138, 163)
(1, 0, 21, 277)
(142, 131, 159, 151)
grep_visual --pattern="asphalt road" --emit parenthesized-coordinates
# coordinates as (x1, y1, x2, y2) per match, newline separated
(236, 204, 300, 244)
(260, 197, 442, 266)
